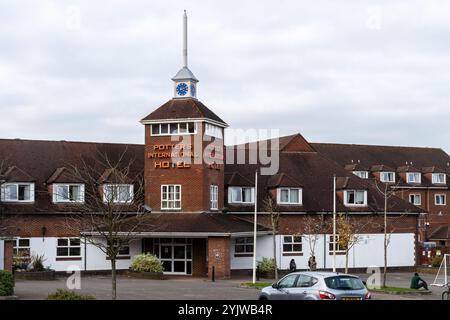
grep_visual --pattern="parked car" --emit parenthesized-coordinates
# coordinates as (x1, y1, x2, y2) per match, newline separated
(259, 271, 371, 300)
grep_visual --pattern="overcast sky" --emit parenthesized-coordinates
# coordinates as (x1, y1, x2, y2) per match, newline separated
(0, 1, 449, 153)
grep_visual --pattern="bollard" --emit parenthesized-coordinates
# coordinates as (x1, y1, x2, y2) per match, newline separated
(256, 265, 260, 281)
(212, 266, 215, 282)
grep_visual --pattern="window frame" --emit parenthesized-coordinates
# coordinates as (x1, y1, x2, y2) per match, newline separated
(282, 235, 303, 254)
(107, 240, 130, 258)
(150, 122, 197, 136)
(409, 193, 422, 206)
(103, 184, 134, 204)
(435, 194, 447, 206)
(13, 238, 31, 258)
(353, 171, 369, 179)
(53, 183, 85, 203)
(234, 237, 254, 255)
(432, 173, 447, 185)
(329, 235, 346, 254)
(56, 237, 81, 258)
(406, 172, 422, 184)
(343, 190, 367, 206)
(161, 184, 182, 210)
(380, 172, 396, 183)
(210, 185, 219, 210)
(0, 182, 35, 203)
(277, 188, 302, 205)
(205, 123, 223, 139)
(228, 187, 255, 204)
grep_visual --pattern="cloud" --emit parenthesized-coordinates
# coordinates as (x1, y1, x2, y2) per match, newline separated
(0, 0, 448, 154)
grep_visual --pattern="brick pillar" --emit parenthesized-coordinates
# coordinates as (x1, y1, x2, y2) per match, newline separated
(4, 240, 13, 272)
(207, 237, 230, 280)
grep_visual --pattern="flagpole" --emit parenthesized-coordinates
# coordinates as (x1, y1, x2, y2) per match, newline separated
(252, 169, 258, 284)
(333, 174, 337, 272)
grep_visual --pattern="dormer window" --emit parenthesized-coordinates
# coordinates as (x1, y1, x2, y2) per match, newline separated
(228, 187, 254, 204)
(53, 184, 84, 203)
(353, 171, 368, 179)
(103, 184, 134, 203)
(380, 172, 395, 183)
(1, 183, 34, 202)
(406, 172, 421, 184)
(277, 188, 302, 205)
(432, 173, 447, 184)
(344, 190, 367, 206)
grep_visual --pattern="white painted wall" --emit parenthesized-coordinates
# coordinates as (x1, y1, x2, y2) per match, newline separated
(0, 240, 4, 270)
(20, 237, 141, 272)
(231, 233, 415, 270)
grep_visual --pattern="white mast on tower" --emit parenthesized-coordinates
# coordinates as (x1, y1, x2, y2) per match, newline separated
(183, 10, 188, 68)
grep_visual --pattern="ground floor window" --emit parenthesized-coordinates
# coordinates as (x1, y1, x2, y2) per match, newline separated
(283, 235, 302, 253)
(57, 238, 81, 258)
(13, 238, 30, 259)
(107, 240, 130, 258)
(234, 237, 254, 255)
(329, 235, 346, 254)
(150, 238, 192, 275)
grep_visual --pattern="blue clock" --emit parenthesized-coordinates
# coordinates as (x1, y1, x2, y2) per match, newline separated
(176, 83, 188, 96)
(190, 84, 196, 97)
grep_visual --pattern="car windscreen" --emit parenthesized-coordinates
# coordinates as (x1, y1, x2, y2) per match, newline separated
(324, 276, 365, 290)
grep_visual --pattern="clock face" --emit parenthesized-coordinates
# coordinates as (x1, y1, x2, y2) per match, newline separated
(176, 83, 188, 96)
(190, 84, 196, 97)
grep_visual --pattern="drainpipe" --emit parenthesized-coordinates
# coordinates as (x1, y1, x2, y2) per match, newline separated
(84, 235, 87, 271)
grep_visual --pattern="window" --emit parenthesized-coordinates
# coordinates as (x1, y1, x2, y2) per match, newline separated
(161, 185, 181, 209)
(53, 184, 84, 203)
(296, 275, 318, 288)
(205, 123, 223, 139)
(283, 235, 302, 253)
(1, 183, 34, 202)
(435, 194, 447, 206)
(353, 171, 368, 179)
(277, 274, 298, 289)
(57, 238, 81, 257)
(13, 238, 30, 258)
(409, 194, 422, 206)
(329, 235, 345, 253)
(432, 173, 447, 184)
(380, 172, 395, 183)
(407, 172, 421, 184)
(151, 122, 196, 136)
(234, 237, 253, 254)
(103, 184, 134, 203)
(210, 185, 218, 210)
(107, 240, 130, 257)
(344, 190, 367, 206)
(277, 188, 302, 205)
(228, 187, 254, 204)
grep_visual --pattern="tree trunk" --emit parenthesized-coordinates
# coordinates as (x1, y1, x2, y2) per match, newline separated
(345, 250, 349, 274)
(273, 232, 278, 281)
(111, 258, 117, 300)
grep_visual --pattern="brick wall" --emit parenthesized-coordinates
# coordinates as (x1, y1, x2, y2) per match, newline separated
(3, 240, 13, 272)
(207, 236, 230, 279)
(192, 238, 207, 277)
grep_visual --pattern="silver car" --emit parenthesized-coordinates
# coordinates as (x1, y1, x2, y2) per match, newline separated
(259, 271, 371, 300)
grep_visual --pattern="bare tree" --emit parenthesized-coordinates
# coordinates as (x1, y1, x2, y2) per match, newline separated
(262, 195, 280, 281)
(0, 160, 14, 240)
(302, 214, 328, 270)
(63, 150, 155, 300)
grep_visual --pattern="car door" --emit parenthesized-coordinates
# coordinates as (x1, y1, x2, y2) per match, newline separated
(286, 274, 315, 300)
(270, 274, 299, 300)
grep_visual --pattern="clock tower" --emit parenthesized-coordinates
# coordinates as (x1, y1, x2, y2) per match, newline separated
(172, 10, 198, 99)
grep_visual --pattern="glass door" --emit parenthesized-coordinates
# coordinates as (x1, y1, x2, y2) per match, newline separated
(155, 238, 192, 275)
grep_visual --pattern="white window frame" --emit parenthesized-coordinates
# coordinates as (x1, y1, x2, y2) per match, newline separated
(103, 184, 134, 204)
(353, 171, 368, 179)
(107, 240, 130, 258)
(13, 238, 31, 258)
(329, 235, 346, 254)
(210, 185, 219, 210)
(435, 194, 447, 206)
(234, 237, 254, 255)
(52, 184, 85, 203)
(380, 172, 396, 183)
(228, 187, 255, 204)
(0, 182, 35, 203)
(56, 238, 81, 258)
(282, 235, 303, 254)
(432, 173, 447, 185)
(406, 172, 421, 184)
(205, 123, 223, 139)
(151, 122, 197, 136)
(161, 184, 182, 210)
(409, 193, 422, 206)
(344, 190, 367, 206)
(276, 188, 302, 205)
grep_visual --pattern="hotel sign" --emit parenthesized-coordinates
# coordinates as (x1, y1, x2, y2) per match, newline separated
(147, 144, 197, 169)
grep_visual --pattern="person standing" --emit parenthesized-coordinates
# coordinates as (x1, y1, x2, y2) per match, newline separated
(289, 259, 297, 272)
(308, 255, 317, 271)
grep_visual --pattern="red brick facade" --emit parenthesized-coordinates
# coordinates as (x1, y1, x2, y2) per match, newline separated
(207, 237, 230, 279)
(3, 240, 13, 272)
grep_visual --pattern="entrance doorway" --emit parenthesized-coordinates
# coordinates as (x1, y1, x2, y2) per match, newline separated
(144, 238, 192, 275)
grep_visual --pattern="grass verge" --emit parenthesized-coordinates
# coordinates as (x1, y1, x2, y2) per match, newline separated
(370, 286, 431, 294)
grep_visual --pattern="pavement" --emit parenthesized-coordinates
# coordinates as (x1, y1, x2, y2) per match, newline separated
(13, 272, 446, 300)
